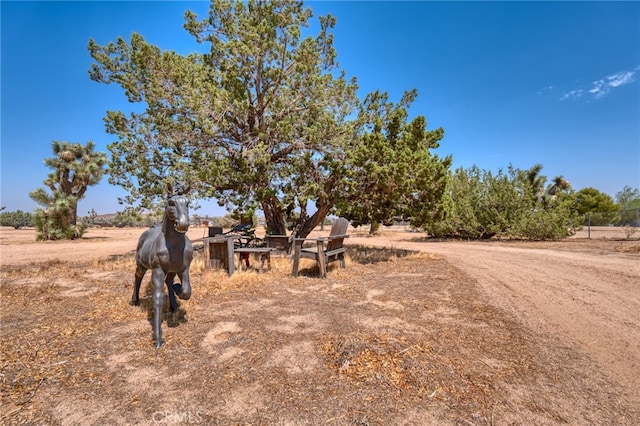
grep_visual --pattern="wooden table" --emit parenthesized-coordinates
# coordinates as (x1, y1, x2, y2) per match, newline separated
(234, 247, 276, 273)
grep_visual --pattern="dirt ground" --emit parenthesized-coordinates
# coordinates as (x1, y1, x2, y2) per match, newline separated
(1, 225, 639, 425)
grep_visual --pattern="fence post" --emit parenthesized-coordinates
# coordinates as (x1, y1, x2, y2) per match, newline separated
(587, 213, 591, 239)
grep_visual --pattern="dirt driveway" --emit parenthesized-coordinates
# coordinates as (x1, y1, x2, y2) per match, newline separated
(349, 232, 640, 396)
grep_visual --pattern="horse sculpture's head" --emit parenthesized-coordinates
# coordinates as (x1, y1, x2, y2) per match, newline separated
(166, 183, 190, 234)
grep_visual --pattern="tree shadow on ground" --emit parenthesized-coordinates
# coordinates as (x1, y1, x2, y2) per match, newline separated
(295, 245, 415, 277)
(346, 244, 414, 265)
(274, 245, 417, 278)
(134, 281, 189, 328)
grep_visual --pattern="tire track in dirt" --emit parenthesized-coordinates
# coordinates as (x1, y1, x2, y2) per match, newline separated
(348, 237, 640, 400)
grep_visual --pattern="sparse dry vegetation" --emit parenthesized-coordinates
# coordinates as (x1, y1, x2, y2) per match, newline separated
(623, 225, 638, 240)
(1, 227, 639, 425)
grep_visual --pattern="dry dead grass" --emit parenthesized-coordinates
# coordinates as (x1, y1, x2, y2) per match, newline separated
(1, 243, 638, 425)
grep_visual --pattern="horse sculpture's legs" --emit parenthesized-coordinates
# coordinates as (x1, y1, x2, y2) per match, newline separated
(165, 273, 179, 312)
(177, 268, 192, 301)
(151, 268, 166, 348)
(131, 265, 146, 306)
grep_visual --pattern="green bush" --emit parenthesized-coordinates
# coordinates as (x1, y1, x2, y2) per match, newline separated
(426, 165, 580, 240)
(0, 210, 35, 229)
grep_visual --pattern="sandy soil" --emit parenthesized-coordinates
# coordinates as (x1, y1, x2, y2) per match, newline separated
(1, 226, 639, 425)
(349, 231, 640, 392)
(0, 227, 211, 266)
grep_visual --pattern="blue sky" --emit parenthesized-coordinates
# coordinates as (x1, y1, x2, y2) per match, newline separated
(2, 1, 639, 217)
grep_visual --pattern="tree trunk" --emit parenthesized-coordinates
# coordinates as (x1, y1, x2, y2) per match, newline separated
(262, 195, 333, 239)
(296, 203, 330, 239)
(69, 199, 78, 226)
(262, 196, 287, 235)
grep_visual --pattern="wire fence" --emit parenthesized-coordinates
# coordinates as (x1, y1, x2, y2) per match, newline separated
(584, 208, 640, 239)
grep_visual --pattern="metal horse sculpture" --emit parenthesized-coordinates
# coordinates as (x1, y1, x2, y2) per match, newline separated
(131, 183, 193, 348)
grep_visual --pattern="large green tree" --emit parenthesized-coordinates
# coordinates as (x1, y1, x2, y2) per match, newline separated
(335, 90, 451, 234)
(573, 187, 621, 225)
(30, 141, 107, 240)
(89, 0, 361, 237)
(574, 187, 619, 215)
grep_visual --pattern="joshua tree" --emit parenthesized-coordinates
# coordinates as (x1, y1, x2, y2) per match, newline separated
(30, 141, 107, 240)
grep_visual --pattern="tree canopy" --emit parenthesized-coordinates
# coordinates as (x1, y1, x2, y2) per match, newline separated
(88, 0, 448, 237)
(335, 90, 451, 233)
(574, 187, 619, 215)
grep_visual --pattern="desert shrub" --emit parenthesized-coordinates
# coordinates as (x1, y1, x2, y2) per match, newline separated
(110, 211, 140, 228)
(427, 165, 580, 240)
(0, 210, 35, 229)
(511, 204, 578, 240)
(622, 225, 638, 239)
(208, 214, 243, 229)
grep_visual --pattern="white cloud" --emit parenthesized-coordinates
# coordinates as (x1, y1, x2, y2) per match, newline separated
(559, 89, 584, 101)
(559, 66, 638, 101)
(588, 79, 608, 98)
(537, 85, 554, 96)
(607, 71, 635, 87)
